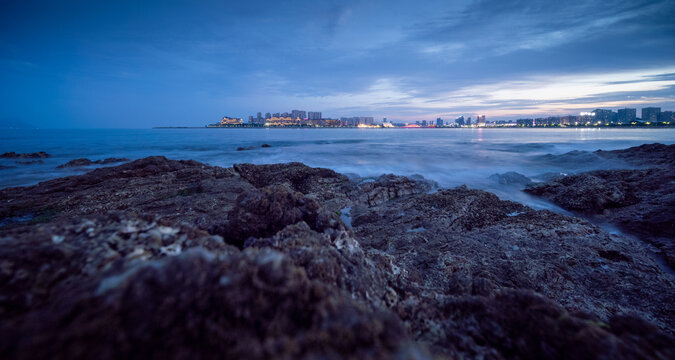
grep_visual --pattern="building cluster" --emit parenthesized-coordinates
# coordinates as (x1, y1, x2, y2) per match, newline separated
(208, 107, 674, 129)
(209, 110, 378, 127)
(514, 107, 674, 127)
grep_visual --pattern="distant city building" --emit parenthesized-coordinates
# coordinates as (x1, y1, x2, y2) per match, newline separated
(455, 116, 465, 126)
(661, 111, 674, 122)
(383, 117, 387, 123)
(642, 107, 661, 122)
(476, 115, 486, 126)
(291, 110, 307, 120)
(219, 116, 243, 125)
(593, 109, 615, 124)
(359, 116, 374, 125)
(466, 117, 472, 125)
(617, 108, 636, 123)
(436, 118, 443, 126)
(308, 111, 322, 120)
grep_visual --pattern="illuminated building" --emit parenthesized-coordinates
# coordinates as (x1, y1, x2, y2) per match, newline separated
(617, 108, 636, 123)
(641, 107, 661, 122)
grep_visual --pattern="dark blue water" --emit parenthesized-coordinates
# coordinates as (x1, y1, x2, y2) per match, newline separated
(2, 128, 673, 209)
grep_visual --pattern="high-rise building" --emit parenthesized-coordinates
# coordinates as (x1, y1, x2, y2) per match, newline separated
(466, 117, 472, 125)
(642, 107, 661, 122)
(455, 116, 465, 126)
(661, 111, 674, 122)
(617, 108, 636, 123)
(291, 110, 307, 120)
(436, 118, 443, 126)
(593, 109, 615, 123)
(476, 115, 486, 126)
(359, 117, 374, 125)
(265, 112, 271, 119)
(308, 111, 322, 120)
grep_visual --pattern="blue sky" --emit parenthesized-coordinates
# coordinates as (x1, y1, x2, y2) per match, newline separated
(1, 0, 674, 127)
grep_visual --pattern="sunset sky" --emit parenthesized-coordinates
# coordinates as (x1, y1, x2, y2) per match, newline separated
(1, 0, 674, 127)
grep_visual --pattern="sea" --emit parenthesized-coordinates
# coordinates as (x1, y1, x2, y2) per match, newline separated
(1, 127, 674, 210)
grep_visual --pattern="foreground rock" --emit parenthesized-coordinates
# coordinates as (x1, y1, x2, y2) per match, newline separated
(1, 156, 673, 359)
(0, 151, 51, 159)
(526, 144, 675, 268)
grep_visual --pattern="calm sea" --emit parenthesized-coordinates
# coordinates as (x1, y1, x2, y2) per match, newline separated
(2, 128, 674, 209)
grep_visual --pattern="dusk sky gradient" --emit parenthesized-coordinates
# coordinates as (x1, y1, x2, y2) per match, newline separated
(1, 0, 675, 128)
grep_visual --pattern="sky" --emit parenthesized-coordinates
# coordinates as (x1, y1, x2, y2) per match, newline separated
(1, 0, 674, 128)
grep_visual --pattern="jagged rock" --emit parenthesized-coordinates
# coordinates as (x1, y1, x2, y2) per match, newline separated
(526, 167, 675, 268)
(489, 171, 532, 186)
(0, 151, 51, 159)
(234, 162, 355, 205)
(15, 160, 44, 165)
(356, 173, 436, 207)
(56, 157, 128, 168)
(351, 185, 675, 332)
(1, 248, 423, 360)
(224, 185, 348, 248)
(1, 155, 673, 359)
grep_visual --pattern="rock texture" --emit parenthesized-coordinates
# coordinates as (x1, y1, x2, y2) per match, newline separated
(56, 157, 129, 168)
(526, 144, 675, 268)
(0, 151, 51, 159)
(1, 155, 673, 359)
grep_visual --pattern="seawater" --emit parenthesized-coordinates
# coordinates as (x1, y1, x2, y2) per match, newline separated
(1, 128, 674, 209)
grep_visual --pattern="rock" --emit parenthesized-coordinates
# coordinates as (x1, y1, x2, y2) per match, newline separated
(0, 165, 17, 170)
(0, 151, 51, 159)
(236, 146, 256, 151)
(2, 248, 422, 360)
(526, 167, 675, 268)
(14, 160, 44, 165)
(234, 162, 356, 205)
(1, 155, 673, 359)
(355, 173, 436, 207)
(224, 184, 348, 248)
(261, 143, 272, 148)
(489, 171, 533, 186)
(526, 145, 674, 268)
(56, 157, 128, 168)
(351, 185, 675, 332)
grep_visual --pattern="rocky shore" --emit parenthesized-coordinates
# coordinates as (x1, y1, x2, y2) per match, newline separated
(1, 145, 673, 359)
(526, 143, 675, 269)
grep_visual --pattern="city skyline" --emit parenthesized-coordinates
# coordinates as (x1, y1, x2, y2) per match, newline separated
(1, 0, 674, 128)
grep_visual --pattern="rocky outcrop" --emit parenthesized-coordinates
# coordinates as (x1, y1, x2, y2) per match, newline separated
(1, 156, 673, 359)
(56, 157, 128, 168)
(0, 151, 51, 159)
(526, 144, 675, 268)
(2, 247, 421, 360)
(489, 171, 533, 186)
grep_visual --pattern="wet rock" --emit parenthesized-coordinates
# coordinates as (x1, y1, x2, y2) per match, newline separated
(56, 157, 128, 168)
(351, 185, 675, 332)
(489, 171, 533, 186)
(15, 160, 44, 165)
(0, 156, 673, 359)
(225, 185, 347, 248)
(0, 151, 51, 159)
(261, 143, 272, 148)
(2, 248, 422, 360)
(236, 146, 256, 151)
(356, 173, 436, 207)
(0, 165, 17, 170)
(234, 162, 355, 204)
